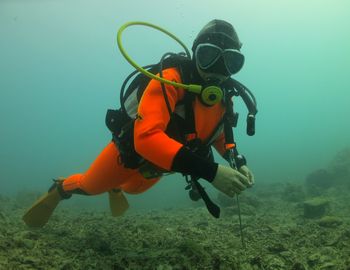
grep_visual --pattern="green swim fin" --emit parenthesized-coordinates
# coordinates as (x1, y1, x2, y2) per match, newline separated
(22, 179, 70, 228)
(108, 189, 129, 217)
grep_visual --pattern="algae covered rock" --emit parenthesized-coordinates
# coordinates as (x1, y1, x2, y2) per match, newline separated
(317, 216, 343, 228)
(303, 197, 329, 218)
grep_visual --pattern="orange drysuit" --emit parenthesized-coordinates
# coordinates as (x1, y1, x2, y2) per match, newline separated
(62, 68, 227, 195)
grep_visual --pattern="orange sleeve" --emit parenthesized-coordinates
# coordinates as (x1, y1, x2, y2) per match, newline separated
(212, 132, 226, 157)
(134, 68, 185, 171)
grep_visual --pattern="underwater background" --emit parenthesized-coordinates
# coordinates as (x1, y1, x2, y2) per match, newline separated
(1, 0, 349, 209)
(1, 0, 350, 269)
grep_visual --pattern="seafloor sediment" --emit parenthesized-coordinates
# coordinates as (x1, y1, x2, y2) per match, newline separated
(1, 180, 350, 270)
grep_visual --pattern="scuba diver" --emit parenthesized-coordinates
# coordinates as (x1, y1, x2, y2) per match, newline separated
(23, 19, 256, 228)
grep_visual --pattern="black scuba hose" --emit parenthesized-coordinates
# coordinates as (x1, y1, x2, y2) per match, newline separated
(231, 79, 258, 114)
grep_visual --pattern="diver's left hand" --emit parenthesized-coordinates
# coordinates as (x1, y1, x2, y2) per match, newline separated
(239, 165, 255, 187)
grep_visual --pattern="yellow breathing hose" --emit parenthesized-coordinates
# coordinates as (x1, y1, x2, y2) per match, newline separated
(117, 21, 202, 94)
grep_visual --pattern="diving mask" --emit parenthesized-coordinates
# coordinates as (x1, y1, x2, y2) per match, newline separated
(195, 43, 245, 75)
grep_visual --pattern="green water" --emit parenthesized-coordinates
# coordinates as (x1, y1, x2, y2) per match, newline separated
(0, 0, 349, 210)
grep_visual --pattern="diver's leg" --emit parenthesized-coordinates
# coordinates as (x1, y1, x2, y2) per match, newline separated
(23, 142, 134, 227)
(62, 142, 139, 195)
(23, 142, 162, 227)
(22, 178, 71, 228)
(62, 142, 161, 195)
(61, 143, 162, 216)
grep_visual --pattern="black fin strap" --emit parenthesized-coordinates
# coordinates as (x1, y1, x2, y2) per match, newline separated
(50, 179, 72, 199)
(192, 179, 220, 218)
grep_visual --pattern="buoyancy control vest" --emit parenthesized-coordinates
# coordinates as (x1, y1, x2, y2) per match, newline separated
(106, 54, 222, 172)
(106, 52, 258, 170)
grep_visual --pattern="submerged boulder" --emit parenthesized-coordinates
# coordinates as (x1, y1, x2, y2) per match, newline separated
(317, 216, 343, 228)
(305, 169, 332, 191)
(303, 197, 329, 219)
(304, 147, 350, 194)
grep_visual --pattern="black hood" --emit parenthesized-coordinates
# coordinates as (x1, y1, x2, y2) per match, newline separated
(192, 19, 242, 52)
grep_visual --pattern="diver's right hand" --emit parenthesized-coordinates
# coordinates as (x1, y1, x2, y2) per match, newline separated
(211, 165, 250, 197)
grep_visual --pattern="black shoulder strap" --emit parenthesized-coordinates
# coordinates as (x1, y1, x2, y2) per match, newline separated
(183, 91, 197, 140)
(223, 96, 236, 146)
(173, 58, 198, 141)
